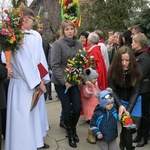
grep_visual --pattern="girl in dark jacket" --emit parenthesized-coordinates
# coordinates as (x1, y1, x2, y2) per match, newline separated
(108, 46, 142, 150)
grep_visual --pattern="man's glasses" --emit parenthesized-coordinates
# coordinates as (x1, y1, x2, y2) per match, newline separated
(28, 16, 36, 22)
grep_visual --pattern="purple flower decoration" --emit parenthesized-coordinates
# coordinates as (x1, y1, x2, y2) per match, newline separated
(5, 18, 10, 23)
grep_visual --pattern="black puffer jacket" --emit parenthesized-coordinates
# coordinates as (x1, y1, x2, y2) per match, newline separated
(134, 47, 150, 93)
(108, 70, 141, 113)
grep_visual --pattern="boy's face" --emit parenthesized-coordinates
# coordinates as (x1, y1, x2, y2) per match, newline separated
(105, 103, 114, 110)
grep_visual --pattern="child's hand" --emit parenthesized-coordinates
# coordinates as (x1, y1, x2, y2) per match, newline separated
(97, 134, 103, 139)
(85, 81, 93, 87)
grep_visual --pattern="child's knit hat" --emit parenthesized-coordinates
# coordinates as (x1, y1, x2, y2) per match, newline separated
(95, 88, 114, 108)
(85, 67, 98, 81)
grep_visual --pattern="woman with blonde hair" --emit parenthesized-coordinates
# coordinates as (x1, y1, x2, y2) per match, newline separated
(51, 20, 82, 148)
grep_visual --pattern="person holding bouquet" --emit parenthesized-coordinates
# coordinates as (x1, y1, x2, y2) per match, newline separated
(51, 20, 82, 148)
(5, 7, 50, 150)
(108, 46, 143, 150)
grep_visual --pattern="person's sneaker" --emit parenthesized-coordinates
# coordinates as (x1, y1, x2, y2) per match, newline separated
(59, 121, 66, 129)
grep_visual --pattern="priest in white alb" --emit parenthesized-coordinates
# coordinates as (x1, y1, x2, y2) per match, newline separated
(5, 7, 50, 150)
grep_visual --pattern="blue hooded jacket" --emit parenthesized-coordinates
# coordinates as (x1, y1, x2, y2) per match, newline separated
(90, 105, 118, 141)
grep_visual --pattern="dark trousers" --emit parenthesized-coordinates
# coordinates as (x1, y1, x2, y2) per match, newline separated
(0, 110, 2, 150)
(60, 110, 65, 121)
(55, 84, 81, 119)
(44, 81, 52, 100)
(1, 79, 9, 140)
(1, 108, 6, 139)
(138, 92, 150, 137)
(44, 83, 49, 101)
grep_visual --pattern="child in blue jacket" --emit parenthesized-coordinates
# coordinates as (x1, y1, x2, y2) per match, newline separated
(90, 88, 119, 150)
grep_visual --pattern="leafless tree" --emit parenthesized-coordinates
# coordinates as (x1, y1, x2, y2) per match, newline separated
(30, 0, 61, 41)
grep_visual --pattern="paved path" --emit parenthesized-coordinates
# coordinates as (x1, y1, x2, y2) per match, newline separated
(2, 89, 150, 150)
(40, 90, 150, 150)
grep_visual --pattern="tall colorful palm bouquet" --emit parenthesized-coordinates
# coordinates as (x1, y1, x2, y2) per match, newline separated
(64, 49, 88, 93)
(33, 6, 43, 30)
(0, 1, 25, 68)
(58, 0, 81, 27)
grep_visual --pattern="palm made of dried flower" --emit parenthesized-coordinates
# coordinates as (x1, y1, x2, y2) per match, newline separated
(65, 49, 88, 85)
(0, 2, 25, 68)
(59, 0, 81, 27)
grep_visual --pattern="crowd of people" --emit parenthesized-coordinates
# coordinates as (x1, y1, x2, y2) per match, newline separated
(0, 5, 150, 150)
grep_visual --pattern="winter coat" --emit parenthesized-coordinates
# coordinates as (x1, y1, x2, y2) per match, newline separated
(51, 37, 82, 85)
(108, 69, 141, 113)
(90, 105, 118, 141)
(134, 47, 150, 93)
(80, 84, 100, 121)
